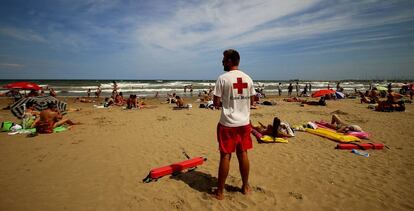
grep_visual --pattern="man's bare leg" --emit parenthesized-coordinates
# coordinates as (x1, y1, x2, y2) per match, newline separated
(236, 149, 250, 195)
(331, 114, 343, 125)
(54, 118, 79, 128)
(214, 152, 231, 200)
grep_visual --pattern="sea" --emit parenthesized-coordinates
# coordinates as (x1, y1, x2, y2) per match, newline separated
(0, 79, 410, 97)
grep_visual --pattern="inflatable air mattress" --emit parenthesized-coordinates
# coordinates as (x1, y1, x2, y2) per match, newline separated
(336, 143, 384, 150)
(314, 121, 370, 139)
(305, 128, 360, 143)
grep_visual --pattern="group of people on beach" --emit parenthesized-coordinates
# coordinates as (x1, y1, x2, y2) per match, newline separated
(165, 93, 187, 108)
(21, 101, 79, 134)
(285, 82, 313, 97)
(0, 86, 57, 102)
(358, 86, 407, 112)
(1, 48, 412, 202)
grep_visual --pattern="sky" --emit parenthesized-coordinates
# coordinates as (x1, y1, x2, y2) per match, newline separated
(0, 0, 414, 80)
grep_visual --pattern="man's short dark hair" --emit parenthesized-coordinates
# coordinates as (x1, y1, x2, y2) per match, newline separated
(223, 49, 240, 66)
(47, 102, 57, 109)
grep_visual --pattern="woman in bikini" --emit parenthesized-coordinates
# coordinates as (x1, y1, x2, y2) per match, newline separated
(327, 114, 362, 133)
(252, 117, 294, 138)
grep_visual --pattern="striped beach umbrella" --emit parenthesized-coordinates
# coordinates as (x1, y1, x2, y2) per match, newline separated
(11, 96, 67, 119)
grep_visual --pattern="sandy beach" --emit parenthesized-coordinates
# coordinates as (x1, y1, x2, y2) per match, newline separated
(0, 96, 413, 210)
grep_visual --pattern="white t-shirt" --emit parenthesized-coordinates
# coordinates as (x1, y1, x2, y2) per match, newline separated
(214, 70, 256, 127)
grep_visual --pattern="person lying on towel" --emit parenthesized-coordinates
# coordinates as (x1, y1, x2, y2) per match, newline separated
(252, 117, 294, 138)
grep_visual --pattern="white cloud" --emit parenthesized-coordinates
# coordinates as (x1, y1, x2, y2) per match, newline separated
(134, 0, 414, 53)
(0, 27, 46, 43)
(136, 0, 319, 50)
(0, 63, 24, 68)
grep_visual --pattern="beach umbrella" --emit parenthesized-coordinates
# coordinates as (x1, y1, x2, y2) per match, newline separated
(10, 96, 67, 119)
(311, 89, 336, 98)
(335, 91, 345, 99)
(375, 86, 387, 91)
(3, 81, 42, 91)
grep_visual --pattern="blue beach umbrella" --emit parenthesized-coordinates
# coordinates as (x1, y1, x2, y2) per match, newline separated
(335, 91, 345, 99)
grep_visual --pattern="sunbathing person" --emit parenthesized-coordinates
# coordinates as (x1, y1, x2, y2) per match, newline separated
(74, 97, 95, 103)
(126, 94, 138, 109)
(369, 89, 379, 100)
(166, 93, 177, 104)
(32, 102, 79, 133)
(49, 88, 57, 97)
(326, 114, 363, 133)
(199, 91, 211, 102)
(375, 90, 405, 112)
(175, 96, 185, 107)
(252, 117, 294, 138)
(283, 97, 305, 102)
(138, 98, 150, 108)
(301, 96, 326, 106)
(358, 91, 370, 103)
(114, 92, 125, 106)
(103, 97, 114, 107)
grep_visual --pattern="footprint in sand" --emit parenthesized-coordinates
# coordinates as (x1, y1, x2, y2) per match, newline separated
(157, 116, 170, 121)
(93, 117, 112, 125)
(170, 199, 185, 209)
(37, 154, 48, 162)
(289, 191, 304, 200)
(251, 113, 264, 118)
(71, 139, 84, 144)
(252, 186, 266, 193)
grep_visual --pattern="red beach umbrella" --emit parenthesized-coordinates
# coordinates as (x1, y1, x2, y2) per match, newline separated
(311, 89, 336, 98)
(3, 81, 42, 91)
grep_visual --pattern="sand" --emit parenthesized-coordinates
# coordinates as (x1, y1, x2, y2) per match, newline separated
(0, 96, 413, 210)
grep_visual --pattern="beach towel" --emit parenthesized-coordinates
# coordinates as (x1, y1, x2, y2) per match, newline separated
(251, 128, 288, 143)
(1, 121, 15, 132)
(8, 126, 68, 135)
(93, 105, 107, 109)
(173, 104, 191, 110)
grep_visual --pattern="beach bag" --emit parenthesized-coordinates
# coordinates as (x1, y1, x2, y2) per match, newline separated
(1, 121, 15, 132)
(262, 101, 273, 105)
(11, 124, 22, 132)
(279, 122, 295, 137)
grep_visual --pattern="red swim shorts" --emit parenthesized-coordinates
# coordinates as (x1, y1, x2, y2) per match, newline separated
(217, 123, 253, 153)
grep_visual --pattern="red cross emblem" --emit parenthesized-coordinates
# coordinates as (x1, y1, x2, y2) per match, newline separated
(233, 77, 248, 94)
